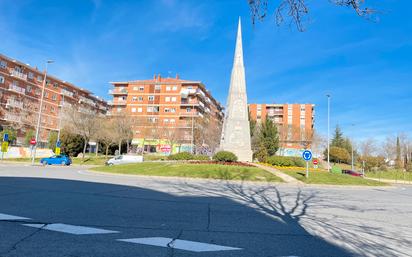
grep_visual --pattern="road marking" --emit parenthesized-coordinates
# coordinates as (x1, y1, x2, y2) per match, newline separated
(0, 213, 31, 220)
(117, 237, 242, 252)
(23, 223, 119, 235)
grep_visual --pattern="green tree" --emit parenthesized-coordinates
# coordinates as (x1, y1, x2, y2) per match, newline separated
(249, 111, 257, 137)
(24, 129, 35, 146)
(257, 117, 279, 156)
(329, 146, 350, 164)
(331, 125, 345, 148)
(0, 128, 17, 144)
(48, 131, 58, 152)
(60, 131, 85, 157)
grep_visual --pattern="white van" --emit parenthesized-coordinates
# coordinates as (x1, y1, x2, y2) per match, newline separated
(106, 155, 143, 165)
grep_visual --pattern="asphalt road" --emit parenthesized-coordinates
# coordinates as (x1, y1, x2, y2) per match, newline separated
(0, 163, 411, 257)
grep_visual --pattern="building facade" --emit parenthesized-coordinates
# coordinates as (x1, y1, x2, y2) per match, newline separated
(0, 53, 108, 145)
(109, 75, 224, 154)
(249, 103, 315, 156)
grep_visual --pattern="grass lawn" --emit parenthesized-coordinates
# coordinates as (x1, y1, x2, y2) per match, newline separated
(3, 156, 110, 166)
(91, 162, 283, 182)
(277, 168, 387, 186)
(366, 170, 412, 182)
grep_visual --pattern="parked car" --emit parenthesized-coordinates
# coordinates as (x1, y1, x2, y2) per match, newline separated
(40, 154, 72, 166)
(342, 169, 363, 177)
(105, 155, 143, 166)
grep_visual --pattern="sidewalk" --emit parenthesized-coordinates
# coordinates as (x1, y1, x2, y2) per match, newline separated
(252, 163, 304, 185)
(365, 176, 412, 185)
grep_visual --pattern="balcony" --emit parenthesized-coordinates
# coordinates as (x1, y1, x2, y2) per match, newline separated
(179, 111, 200, 117)
(61, 89, 75, 98)
(109, 100, 126, 106)
(4, 113, 22, 122)
(109, 88, 128, 95)
(79, 96, 96, 106)
(6, 99, 24, 109)
(8, 84, 26, 94)
(9, 68, 27, 81)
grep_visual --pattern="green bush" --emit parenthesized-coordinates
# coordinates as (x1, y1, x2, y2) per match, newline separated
(266, 156, 306, 167)
(168, 152, 194, 160)
(193, 155, 210, 161)
(213, 151, 238, 162)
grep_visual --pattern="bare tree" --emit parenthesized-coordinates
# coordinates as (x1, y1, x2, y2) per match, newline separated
(62, 106, 101, 159)
(248, 0, 377, 31)
(96, 117, 118, 157)
(112, 113, 133, 154)
(358, 138, 377, 158)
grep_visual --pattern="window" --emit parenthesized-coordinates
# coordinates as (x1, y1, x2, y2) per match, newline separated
(165, 97, 170, 102)
(148, 117, 158, 123)
(164, 119, 169, 123)
(155, 85, 161, 90)
(139, 86, 144, 91)
(137, 107, 142, 113)
(0, 60, 7, 69)
(148, 95, 155, 101)
(53, 82, 59, 88)
(37, 75, 42, 82)
(0, 76, 4, 84)
(117, 108, 122, 112)
(35, 89, 41, 95)
(132, 96, 137, 102)
(52, 94, 57, 101)
(51, 106, 55, 112)
(131, 107, 137, 113)
(44, 92, 48, 98)
(133, 86, 138, 91)
(170, 108, 176, 113)
(170, 119, 175, 124)
(171, 97, 177, 102)
(12, 80, 19, 86)
(172, 86, 177, 91)
(166, 86, 171, 91)
(138, 96, 143, 101)
(43, 105, 47, 111)
(28, 72, 34, 79)
(147, 106, 159, 113)
(164, 108, 170, 113)
(46, 79, 51, 86)
(186, 107, 191, 112)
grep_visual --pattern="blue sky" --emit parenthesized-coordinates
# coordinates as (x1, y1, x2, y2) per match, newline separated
(0, 0, 411, 141)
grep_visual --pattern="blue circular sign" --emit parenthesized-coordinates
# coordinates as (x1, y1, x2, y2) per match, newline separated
(302, 150, 312, 161)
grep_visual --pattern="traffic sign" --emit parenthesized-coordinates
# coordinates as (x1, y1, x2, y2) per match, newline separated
(3, 133, 8, 142)
(160, 145, 171, 152)
(55, 147, 61, 155)
(302, 150, 312, 161)
(1, 141, 8, 153)
(313, 159, 318, 165)
(56, 140, 61, 147)
(30, 138, 36, 145)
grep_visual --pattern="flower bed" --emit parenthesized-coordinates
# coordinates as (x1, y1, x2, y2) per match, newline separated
(188, 160, 254, 167)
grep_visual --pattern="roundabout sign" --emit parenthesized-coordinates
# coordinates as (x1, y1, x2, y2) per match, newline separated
(302, 150, 312, 178)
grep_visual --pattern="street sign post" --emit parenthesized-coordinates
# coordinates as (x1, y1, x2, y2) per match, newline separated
(3, 133, 9, 142)
(302, 150, 312, 178)
(313, 159, 318, 169)
(30, 138, 36, 145)
(55, 140, 61, 155)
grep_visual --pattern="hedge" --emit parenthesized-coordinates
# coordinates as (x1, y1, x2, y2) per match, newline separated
(212, 151, 238, 162)
(266, 156, 306, 167)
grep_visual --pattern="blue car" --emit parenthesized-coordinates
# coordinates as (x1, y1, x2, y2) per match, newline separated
(40, 155, 72, 166)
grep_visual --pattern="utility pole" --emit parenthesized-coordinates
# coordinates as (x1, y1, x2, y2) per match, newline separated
(32, 60, 54, 165)
(326, 94, 331, 172)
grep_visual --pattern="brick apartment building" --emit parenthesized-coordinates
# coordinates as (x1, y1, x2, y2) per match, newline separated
(249, 103, 315, 156)
(0, 53, 108, 145)
(109, 75, 224, 153)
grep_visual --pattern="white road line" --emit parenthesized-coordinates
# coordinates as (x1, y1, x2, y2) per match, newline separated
(117, 237, 242, 252)
(0, 213, 31, 221)
(23, 223, 119, 235)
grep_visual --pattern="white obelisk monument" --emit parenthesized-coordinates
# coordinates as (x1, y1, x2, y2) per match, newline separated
(220, 17, 253, 162)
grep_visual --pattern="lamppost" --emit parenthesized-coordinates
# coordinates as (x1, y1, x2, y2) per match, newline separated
(326, 94, 331, 172)
(31, 60, 54, 165)
(351, 123, 355, 171)
(57, 94, 65, 143)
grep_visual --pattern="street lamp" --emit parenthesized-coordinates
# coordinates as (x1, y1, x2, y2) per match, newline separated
(326, 94, 331, 172)
(351, 123, 355, 171)
(57, 94, 65, 143)
(31, 60, 54, 165)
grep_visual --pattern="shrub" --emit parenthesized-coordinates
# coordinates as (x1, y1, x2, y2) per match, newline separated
(168, 152, 194, 160)
(266, 156, 306, 167)
(193, 155, 210, 161)
(213, 151, 238, 162)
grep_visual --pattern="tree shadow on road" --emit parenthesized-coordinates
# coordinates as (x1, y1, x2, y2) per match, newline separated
(0, 177, 358, 257)
(170, 180, 412, 257)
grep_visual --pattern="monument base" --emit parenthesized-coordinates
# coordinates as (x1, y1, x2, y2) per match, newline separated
(221, 148, 253, 162)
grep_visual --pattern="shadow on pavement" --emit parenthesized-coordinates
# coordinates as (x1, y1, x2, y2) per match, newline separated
(0, 177, 355, 257)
